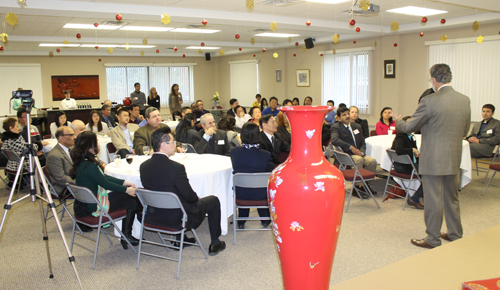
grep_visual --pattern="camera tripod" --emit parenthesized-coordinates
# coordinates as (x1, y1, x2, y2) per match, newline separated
(0, 102, 83, 289)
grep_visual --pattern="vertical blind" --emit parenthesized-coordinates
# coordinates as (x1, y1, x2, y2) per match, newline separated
(322, 51, 371, 114)
(229, 60, 259, 108)
(106, 64, 194, 108)
(428, 39, 500, 121)
(0, 64, 43, 116)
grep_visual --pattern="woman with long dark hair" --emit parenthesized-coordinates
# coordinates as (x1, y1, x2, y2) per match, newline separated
(175, 113, 197, 145)
(70, 131, 141, 250)
(86, 110, 109, 135)
(292, 98, 300, 106)
(50, 111, 71, 138)
(260, 98, 268, 112)
(376, 106, 397, 135)
(168, 84, 183, 118)
(218, 115, 241, 147)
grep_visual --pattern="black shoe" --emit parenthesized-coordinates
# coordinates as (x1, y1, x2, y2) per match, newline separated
(121, 210, 139, 250)
(237, 224, 245, 229)
(172, 236, 196, 249)
(77, 223, 93, 233)
(353, 187, 369, 199)
(209, 241, 226, 256)
(261, 222, 271, 228)
(366, 185, 378, 195)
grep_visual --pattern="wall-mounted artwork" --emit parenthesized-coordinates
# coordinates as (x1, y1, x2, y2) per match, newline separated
(296, 69, 310, 87)
(384, 60, 396, 79)
(51, 75, 100, 100)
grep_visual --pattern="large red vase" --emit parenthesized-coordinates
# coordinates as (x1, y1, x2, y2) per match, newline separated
(268, 106, 345, 290)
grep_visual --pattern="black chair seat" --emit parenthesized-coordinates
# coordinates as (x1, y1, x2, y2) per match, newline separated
(236, 199, 268, 206)
(389, 170, 419, 180)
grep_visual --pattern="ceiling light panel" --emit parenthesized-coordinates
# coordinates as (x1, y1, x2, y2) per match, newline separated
(255, 33, 300, 37)
(39, 43, 81, 47)
(80, 44, 119, 48)
(63, 23, 121, 30)
(186, 46, 221, 50)
(386, 6, 448, 16)
(117, 45, 156, 48)
(119, 26, 174, 32)
(171, 28, 220, 34)
(303, 0, 350, 4)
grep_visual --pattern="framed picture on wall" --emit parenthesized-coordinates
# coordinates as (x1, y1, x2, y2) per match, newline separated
(276, 70, 282, 82)
(384, 60, 396, 79)
(296, 69, 310, 87)
(51, 75, 100, 100)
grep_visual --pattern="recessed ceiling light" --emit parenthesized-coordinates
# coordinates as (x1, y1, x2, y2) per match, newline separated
(117, 45, 156, 48)
(63, 23, 121, 30)
(80, 44, 119, 48)
(39, 43, 81, 47)
(255, 33, 300, 38)
(171, 28, 220, 34)
(303, 0, 350, 4)
(186, 46, 221, 50)
(119, 26, 174, 32)
(386, 6, 447, 16)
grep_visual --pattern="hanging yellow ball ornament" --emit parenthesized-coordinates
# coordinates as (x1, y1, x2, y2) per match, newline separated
(107, 47, 113, 54)
(270, 22, 277, 32)
(473, 21, 479, 32)
(360, 0, 370, 11)
(140, 51, 144, 56)
(440, 35, 447, 42)
(63, 39, 69, 45)
(6, 12, 19, 26)
(143, 38, 148, 45)
(125, 43, 129, 51)
(332, 34, 339, 44)
(49, 51, 54, 57)
(198, 49, 202, 54)
(288, 36, 292, 43)
(332, 49, 336, 55)
(250, 38, 255, 45)
(477, 35, 484, 44)
(0, 33, 8, 43)
(246, 0, 254, 11)
(161, 13, 171, 25)
(391, 21, 399, 32)
(273, 52, 278, 59)
(219, 49, 225, 55)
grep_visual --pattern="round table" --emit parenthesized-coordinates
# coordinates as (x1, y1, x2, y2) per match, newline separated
(104, 153, 234, 235)
(42, 136, 112, 164)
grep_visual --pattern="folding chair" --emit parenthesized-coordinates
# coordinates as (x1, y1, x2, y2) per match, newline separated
(43, 134, 51, 140)
(370, 130, 377, 137)
(41, 166, 75, 223)
(333, 150, 380, 213)
(106, 142, 117, 161)
(475, 145, 500, 181)
(382, 149, 422, 210)
(2, 150, 30, 198)
(481, 164, 500, 196)
(135, 189, 208, 279)
(66, 183, 136, 270)
(180, 143, 197, 153)
(233, 172, 272, 245)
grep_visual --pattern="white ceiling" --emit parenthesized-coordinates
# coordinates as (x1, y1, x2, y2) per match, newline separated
(0, 0, 499, 56)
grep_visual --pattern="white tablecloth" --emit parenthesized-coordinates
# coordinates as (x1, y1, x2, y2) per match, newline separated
(42, 136, 112, 164)
(365, 135, 472, 188)
(162, 121, 179, 129)
(104, 154, 234, 235)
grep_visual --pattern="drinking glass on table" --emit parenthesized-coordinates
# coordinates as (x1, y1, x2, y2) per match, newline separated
(125, 154, 133, 172)
(113, 155, 121, 165)
(182, 143, 188, 154)
(143, 146, 150, 156)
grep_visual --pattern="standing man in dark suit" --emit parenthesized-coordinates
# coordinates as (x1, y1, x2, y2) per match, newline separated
(466, 104, 500, 158)
(193, 113, 232, 155)
(331, 107, 377, 196)
(392, 63, 471, 249)
(140, 127, 226, 255)
(130, 82, 147, 116)
(259, 114, 290, 169)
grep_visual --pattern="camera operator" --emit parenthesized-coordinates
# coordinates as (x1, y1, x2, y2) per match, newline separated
(17, 108, 48, 167)
(12, 88, 40, 111)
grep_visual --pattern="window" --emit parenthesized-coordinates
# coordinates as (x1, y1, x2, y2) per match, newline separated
(105, 64, 194, 108)
(322, 50, 371, 114)
(229, 60, 259, 107)
(428, 39, 500, 121)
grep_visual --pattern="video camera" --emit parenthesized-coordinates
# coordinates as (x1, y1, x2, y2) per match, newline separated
(11, 90, 35, 112)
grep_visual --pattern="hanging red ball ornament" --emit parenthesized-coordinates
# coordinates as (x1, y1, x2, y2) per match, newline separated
(355, 27, 360, 32)
(116, 14, 122, 21)
(394, 43, 398, 47)
(76, 33, 81, 39)
(295, 42, 299, 46)
(253, 54, 256, 57)
(421, 17, 428, 23)
(306, 20, 311, 26)
(201, 42, 205, 47)
(202, 19, 208, 26)
(293, 54, 296, 57)
(353, 41, 357, 44)
(420, 32, 424, 37)
(182, 54, 186, 57)
(440, 18, 446, 24)
(156, 49, 159, 53)
(95, 46, 99, 49)
(56, 48, 61, 52)
(98, 59, 101, 62)
(173, 46, 178, 51)
(320, 54, 323, 56)
(349, 19, 356, 26)
(0, 46, 3, 51)
(239, 48, 242, 51)
(235, 34, 240, 39)
(262, 48, 266, 52)
(94, 23, 99, 28)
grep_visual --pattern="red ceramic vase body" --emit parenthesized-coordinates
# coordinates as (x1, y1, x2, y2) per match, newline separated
(268, 106, 345, 290)
(123, 97, 132, 106)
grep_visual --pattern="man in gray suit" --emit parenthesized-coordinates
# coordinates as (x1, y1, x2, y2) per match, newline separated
(392, 64, 471, 249)
(466, 104, 500, 158)
(46, 126, 75, 196)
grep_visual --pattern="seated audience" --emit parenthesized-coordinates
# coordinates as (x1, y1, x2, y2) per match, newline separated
(133, 107, 168, 155)
(249, 106, 262, 128)
(194, 100, 210, 131)
(252, 94, 262, 107)
(262, 97, 279, 117)
(113, 104, 123, 123)
(276, 112, 291, 145)
(303, 96, 313, 105)
(350, 106, 369, 139)
(324, 100, 336, 127)
(282, 99, 292, 106)
(50, 111, 72, 138)
(331, 107, 377, 196)
(234, 105, 252, 130)
(18, 108, 48, 150)
(172, 110, 182, 121)
(86, 110, 110, 135)
(70, 120, 86, 138)
(218, 115, 242, 147)
(391, 116, 424, 209)
(230, 122, 272, 229)
(70, 131, 141, 250)
(110, 109, 140, 158)
(418, 87, 435, 103)
(175, 113, 197, 146)
(139, 127, 226, 255)
(100, 104, 116, 129)
(227, 98, 239, 117)
(259, 114, 290, 169)
(260, 98, 268, 112)
(193, 113, 232, 155)
(128, 104, 145, 125)
(376, 107, 397, 135)
(466, 104, 500, 158)
(292, 98, 300, 106)
(181, 106, 192, 118)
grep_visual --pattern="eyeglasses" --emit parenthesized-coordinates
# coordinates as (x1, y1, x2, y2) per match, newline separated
(165, 141, 177, 146)
(62, 133, 75, 137)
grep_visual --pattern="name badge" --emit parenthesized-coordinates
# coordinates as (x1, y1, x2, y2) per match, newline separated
(390, 126, 395, 130)
(156, 99, 159, 102)
(487, 129, 493, 134)
(353, 129, 359, 135)
(196, 118, 200, 122)
(218, 140, 225, 145)
(133, 97, 138, 100)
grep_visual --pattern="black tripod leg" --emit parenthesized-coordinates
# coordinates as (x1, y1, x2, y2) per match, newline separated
(35, 169, 54, 279)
